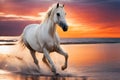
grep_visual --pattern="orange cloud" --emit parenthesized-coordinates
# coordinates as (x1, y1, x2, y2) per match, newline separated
(0, 12, 44, 21)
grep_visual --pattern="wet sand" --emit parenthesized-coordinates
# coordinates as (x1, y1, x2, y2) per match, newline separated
(0, 43, 120, 80)
(0, 72, 89, 80)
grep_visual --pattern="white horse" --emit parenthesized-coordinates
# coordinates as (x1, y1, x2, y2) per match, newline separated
(19, 3, 68, 75)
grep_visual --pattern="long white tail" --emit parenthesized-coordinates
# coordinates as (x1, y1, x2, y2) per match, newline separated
(16, 34, 26, 49)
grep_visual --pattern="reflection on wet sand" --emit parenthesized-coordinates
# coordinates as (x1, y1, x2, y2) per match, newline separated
(0, 43, 120, 80)
(0, 73, 89, 80)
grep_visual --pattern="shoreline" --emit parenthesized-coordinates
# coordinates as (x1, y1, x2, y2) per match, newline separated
(0, 42, 120, 46)
(0, 38, 120, 45)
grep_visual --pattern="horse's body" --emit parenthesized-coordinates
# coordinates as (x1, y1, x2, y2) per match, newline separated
(23, 23, 59, 52)
(20, 3, 68, 75)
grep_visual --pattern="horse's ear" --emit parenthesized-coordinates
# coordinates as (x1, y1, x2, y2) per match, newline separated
(57, 3, 59, 8)
(63, 4, 64, 7)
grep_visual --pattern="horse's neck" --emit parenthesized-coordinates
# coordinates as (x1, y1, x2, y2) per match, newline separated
(43, 18, 56, 37)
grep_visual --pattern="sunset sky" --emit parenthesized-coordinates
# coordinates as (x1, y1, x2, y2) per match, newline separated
(0, 0, 120, 38)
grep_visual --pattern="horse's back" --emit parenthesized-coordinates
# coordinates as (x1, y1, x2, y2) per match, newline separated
(23, 24, 39, 33)
(23, 24, 39, 39)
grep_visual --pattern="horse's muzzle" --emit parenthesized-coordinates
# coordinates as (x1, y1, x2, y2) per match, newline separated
(63, 25, 68, 31)
(59, 22, 68, 32)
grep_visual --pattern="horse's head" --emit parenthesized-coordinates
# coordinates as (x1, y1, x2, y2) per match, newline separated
(54, 3, 68, 32)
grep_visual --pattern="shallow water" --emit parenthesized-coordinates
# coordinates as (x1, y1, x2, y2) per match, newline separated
(0, 43, 120, 80)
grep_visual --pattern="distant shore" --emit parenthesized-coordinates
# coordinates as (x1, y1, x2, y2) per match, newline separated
(0, 38, 120, 45)
(61, 38, 120, 44)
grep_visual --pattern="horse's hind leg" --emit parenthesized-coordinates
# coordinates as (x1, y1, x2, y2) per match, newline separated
(29, 50, 40, 69)
(24, 41, 40, 69)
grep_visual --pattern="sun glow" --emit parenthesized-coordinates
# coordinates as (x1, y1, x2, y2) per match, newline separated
(0, 46, 11, 54)
(0, 69, 11, 74)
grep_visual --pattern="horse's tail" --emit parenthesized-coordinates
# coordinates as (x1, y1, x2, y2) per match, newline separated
(16, 34, 26, 49)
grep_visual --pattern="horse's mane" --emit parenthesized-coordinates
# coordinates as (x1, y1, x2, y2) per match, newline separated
(42, 3, 56, 22)
(42, 3, 63, 22)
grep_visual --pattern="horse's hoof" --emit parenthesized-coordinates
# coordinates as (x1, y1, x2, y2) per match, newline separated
(52, 68, 56, 73)
(55, 73, 60, 76)
(61, 65, 67, 70)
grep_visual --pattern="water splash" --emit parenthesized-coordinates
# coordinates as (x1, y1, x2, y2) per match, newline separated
(0, 44, 78, 76)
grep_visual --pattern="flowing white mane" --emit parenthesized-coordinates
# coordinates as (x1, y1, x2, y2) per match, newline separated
(43, 3, 63, 22)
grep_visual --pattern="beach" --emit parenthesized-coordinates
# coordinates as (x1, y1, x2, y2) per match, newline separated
(0, 38, 120, 80)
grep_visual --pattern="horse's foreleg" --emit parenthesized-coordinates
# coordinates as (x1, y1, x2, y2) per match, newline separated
(42, 55, 51, 69)
(30, 50, 40, 69)
(56, 46, 68, 70)
(43, 48, 57, 74)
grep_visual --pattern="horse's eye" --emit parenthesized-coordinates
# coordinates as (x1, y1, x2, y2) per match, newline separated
(56, 13, 60, 17)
